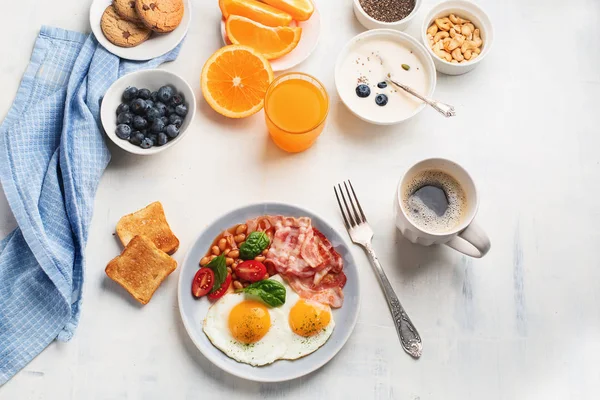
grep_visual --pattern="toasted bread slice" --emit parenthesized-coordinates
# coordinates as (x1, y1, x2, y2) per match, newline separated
(116, 201, 179, 255)
(106, 235, 177, 305)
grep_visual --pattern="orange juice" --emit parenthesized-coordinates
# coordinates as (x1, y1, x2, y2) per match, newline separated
(264, 73, 329, 152)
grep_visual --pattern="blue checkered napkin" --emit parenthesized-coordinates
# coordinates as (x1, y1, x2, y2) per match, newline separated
(0, 26, 183, 385)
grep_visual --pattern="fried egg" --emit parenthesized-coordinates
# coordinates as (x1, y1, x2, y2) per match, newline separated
(203, 293, 287, 366)
(203, 275, 335, 366)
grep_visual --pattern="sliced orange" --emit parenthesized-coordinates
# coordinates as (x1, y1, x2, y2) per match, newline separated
(201, 45, 274, 118)
(261, 0, 314, 21)
(219, 0, 292, 27)
(226, 15, 302, 60)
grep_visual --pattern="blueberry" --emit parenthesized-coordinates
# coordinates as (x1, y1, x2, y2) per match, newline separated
(377, 81, 388, 89)
(356, 84, 370, 98)
(155, 102, 167, 117)
(140, 137, 154, 149)
(144, 99, 154, 109)
(157, 85, 174, 103)
(151, 91, 159, 102)
(130, 98, 147, 115)
(116, 103, 129, 115)
(151, 118, 165, 133)
(115, 124, 132, 139)
(146, 107, 160, 121)
(122, 86, 138, 102)
(175, 104, 188, 116)
(169, 114, 183, 127)
(129, 131, 145, 146)
(117, 112, 133, 125)
(147, 133, 158, 143)
(160, 116, 169, 125)
(137, 88, 151, 100)
(157, 132, 168, 146)
(132, 115, 148, 130)
(375, 94, 388, 106)
(165, 124, 179, 138)
(170, 94, 184, 107)
(166, 105, 176, 115)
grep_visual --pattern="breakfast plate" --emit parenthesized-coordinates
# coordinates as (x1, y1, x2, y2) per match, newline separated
(219, 7, 321, 72)
(177, 203, 360, 382)
(89, 0, 191, 61)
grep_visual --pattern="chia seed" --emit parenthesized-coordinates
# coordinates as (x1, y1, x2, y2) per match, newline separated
(359, 0, 416, 23)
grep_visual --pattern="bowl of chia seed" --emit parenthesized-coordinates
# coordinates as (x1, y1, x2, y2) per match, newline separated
(353, 0, 422, 31)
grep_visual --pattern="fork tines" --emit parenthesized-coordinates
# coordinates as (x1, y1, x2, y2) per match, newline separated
(334, 180, 367, 229)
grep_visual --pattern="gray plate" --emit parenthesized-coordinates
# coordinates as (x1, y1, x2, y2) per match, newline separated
(177, 203, 361, 382)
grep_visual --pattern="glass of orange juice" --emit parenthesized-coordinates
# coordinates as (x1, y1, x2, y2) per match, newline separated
(264, 72, 329, 153)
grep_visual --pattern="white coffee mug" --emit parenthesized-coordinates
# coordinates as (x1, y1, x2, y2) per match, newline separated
(394, 158, 491, 258)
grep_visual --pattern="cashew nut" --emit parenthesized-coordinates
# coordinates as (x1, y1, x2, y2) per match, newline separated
(461, 25, 472, 37)
(451, 48, 464, 61)
(435, 18, 453, 31)
(449, 28, 457, 38)
(435, 49, 452, 62)
(473, 47, 481, 54)
(472, 29, 483, 47)
(432, 40, 444, 52)
(447, 38, 462, 51)
(433, 31, 449, 42)
(442, 37, 452, 51)
(451, 59, 459, 64)
(460, 40, 478, 53)
(470, 52, 479, 60)
(449, 14, 470, 25)
(427, 24, 438, 36)
(463, 49, 472, 60)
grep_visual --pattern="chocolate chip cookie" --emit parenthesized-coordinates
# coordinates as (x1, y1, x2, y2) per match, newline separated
(135, 0, 184, 33)
(113, 0, 141, 23)
(101, 5, 152, 48)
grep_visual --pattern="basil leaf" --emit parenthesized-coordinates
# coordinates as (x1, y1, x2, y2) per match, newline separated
(206, 254, 227, 293)
(240, 279, 286, 307)
(239, 231, 270, 260)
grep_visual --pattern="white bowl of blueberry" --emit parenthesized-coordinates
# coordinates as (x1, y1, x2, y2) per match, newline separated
(100, 69, 196, 155)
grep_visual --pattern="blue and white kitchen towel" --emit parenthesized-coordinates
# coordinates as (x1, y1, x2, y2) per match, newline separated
(0, 26, 182, 385)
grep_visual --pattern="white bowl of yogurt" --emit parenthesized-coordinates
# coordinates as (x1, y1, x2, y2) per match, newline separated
(335, 29, 436, 125)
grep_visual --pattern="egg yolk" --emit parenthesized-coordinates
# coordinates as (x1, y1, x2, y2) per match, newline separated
(228, 300, 271, 344)
(289, 300, 331, 337)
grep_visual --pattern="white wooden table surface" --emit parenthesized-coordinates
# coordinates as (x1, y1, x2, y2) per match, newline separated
(1, 0, 599, 398)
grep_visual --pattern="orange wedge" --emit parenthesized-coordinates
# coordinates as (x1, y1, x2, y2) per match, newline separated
(219, 0, 292, 27)
(201, 45, 274, 118)
(261, 0, 314, 21)
(226, 15, 302, 60)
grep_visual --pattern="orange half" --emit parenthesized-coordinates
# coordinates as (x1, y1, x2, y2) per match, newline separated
(201, 45, 274, 118)
(226, 15, 302, 60)
(219, 0, 292, 27)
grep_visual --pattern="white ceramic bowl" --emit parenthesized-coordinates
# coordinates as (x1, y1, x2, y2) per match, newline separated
(90, 0, 191, 61)
(100, 69, 196, 155)
(353, 0, 422, 31)
(334, 29, 436, 125)
(421, 0, 494, 75)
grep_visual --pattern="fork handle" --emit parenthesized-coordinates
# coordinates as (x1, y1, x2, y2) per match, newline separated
(364, 244, 423, 358)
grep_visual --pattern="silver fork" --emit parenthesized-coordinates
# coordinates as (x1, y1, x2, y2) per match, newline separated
(334, 181, 423, 358)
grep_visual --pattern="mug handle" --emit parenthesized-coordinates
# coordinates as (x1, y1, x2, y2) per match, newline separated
(445, 220, 491, 258)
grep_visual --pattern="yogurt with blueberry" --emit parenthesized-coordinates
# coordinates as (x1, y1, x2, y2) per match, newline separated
(337, 34, 430, 124)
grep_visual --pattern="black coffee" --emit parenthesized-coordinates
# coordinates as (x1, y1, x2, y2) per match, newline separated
(402, 169, 467, 233)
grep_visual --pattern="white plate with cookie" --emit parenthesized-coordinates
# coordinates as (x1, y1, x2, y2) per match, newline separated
(90, 0, 191, 61)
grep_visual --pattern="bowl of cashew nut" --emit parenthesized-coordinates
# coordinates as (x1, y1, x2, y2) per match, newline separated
(421, 0, 493, 75)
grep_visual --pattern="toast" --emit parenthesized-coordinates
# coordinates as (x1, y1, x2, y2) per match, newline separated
(116, 201, 179, 255)
(106, 235, 177, 305)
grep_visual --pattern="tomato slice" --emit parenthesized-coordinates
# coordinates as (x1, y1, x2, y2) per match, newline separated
(236, 260, 267, 282)
(192, 268, 215, 298)
(208, 273, 232, 301)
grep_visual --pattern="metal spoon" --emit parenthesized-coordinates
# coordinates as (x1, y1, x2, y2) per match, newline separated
(376, 54, 456, 118)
